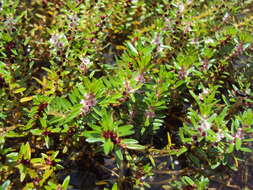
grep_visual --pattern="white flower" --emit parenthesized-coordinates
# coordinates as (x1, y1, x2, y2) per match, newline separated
(199, 118, 211, 131)
(203, 88, 209, 95)
(178, 3, 185, 13)
(80, 92, 97, 114)
(68, 14, 79, 27)
(199, 88, 209, 100)
(205, 38, 214, 44)
(222, 13, 230, 22)
(123, 81, 136, 93)
(79, 57, 92, 72)
(49, 33, 68, 49)
(216, 132, 224, 142)
(80, 57, 91, 66)
(135, 73, 145, 83)
(4, 17, 15, 30)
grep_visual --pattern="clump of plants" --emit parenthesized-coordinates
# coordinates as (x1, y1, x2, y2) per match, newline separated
(0, 0, 253, 189)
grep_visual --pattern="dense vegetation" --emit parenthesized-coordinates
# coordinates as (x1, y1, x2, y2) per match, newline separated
(0, 0, 253, 189)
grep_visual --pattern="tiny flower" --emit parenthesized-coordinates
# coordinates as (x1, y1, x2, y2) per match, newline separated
(43, 131, 51, 136)
(110, 132, 117, 139)
(145, 107, 155, 119)
(79, 57, 92, 72)
(89, 38, 96, 43)
(201, 131, 207, 137)
(6, 42, 16, 51)
(96, 23, 102, 27)
(80, 92, 97, 114)
(232, 43, 244, 57)
(152, 34, 161, 45)
(234, 128, 243, 139)
(38, 103, 48, 113)
(205, 38, 214, 44)
(21, 159, 30, 165)
(45, 158, 55, 166)
(202, 59, 209, 71)
(198, 117, 211, 134)
(49, 33, 68, 49)
(197, 127, 203, 132)
(190, 38, 199, 44)
(123, 81, 135, 93)
(222, 12, 230, 22)
(152, 33, 164, 53)
(203, 88, 209, 95)
(135, 73, 145, 83)
(163, 18, 172, 31)
(216, 132, 224, 142)
(178, 68, 189, 79)
(113, 137, 121, 144)
(183, 22, 192, 34)
(178, 3, 185, 13)
(68, 14, 79, 27)
(236, 43, 244, 54)
(199, 88, 209, 100)
(4, 17, 15, 31)
(32, 177, 40, 186)
(80, 57, 91, 66)
(192, 135, 198, 141)
(102, 131, 111, 139)
(200, 119, 211, 130)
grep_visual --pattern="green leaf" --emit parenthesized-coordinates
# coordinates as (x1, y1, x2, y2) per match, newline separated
(40, 169, 53, 186)
(86, 137, 103, 143)
(31, 158, 43, 163)
(62, 176, 70, 190)
(211, 162, 220, 169)
(45, 136, 50, 149)
(0, 180, 10, 190)
(14, 87, 26, 94)
(62, 105, 82, 125)
(126, 144, 145, 150)
(176, 146, 187, 157)
(17, 164, 26, 182)
(183, 176, 194, 186)
(6, 131, 27, 138)
(31, 129, 42, 135)
(126, 41, 138, 55)
(39, 118, 47, 128)
(112, 183, 118, 190)
(118, 125, 134, 137)
(227, 143, 234, 153)
(20, 96, 34, 103)
(115, 147, 123, 161)
(89, 124, 102, 132)
(188, 153, 200, 167)
(24, 142, 31, 160)
(235, 138, 242, 150)
(104, 139, 113, 155)
(242, 138, 253, 142)
(52, 150, 59, 159)
(240, 147, 252, 152)
(148, 155, 156, 167)
(121, 139, 139, 144)
(83, 131, 101, 140)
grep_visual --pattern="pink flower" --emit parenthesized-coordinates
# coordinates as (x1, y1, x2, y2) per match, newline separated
(234, 128, 243, 139)
(80, 92, 97, 114)
(135, 73, 145, 83)
(216, 132, 224, 142)
(145, 107, 155, 119)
